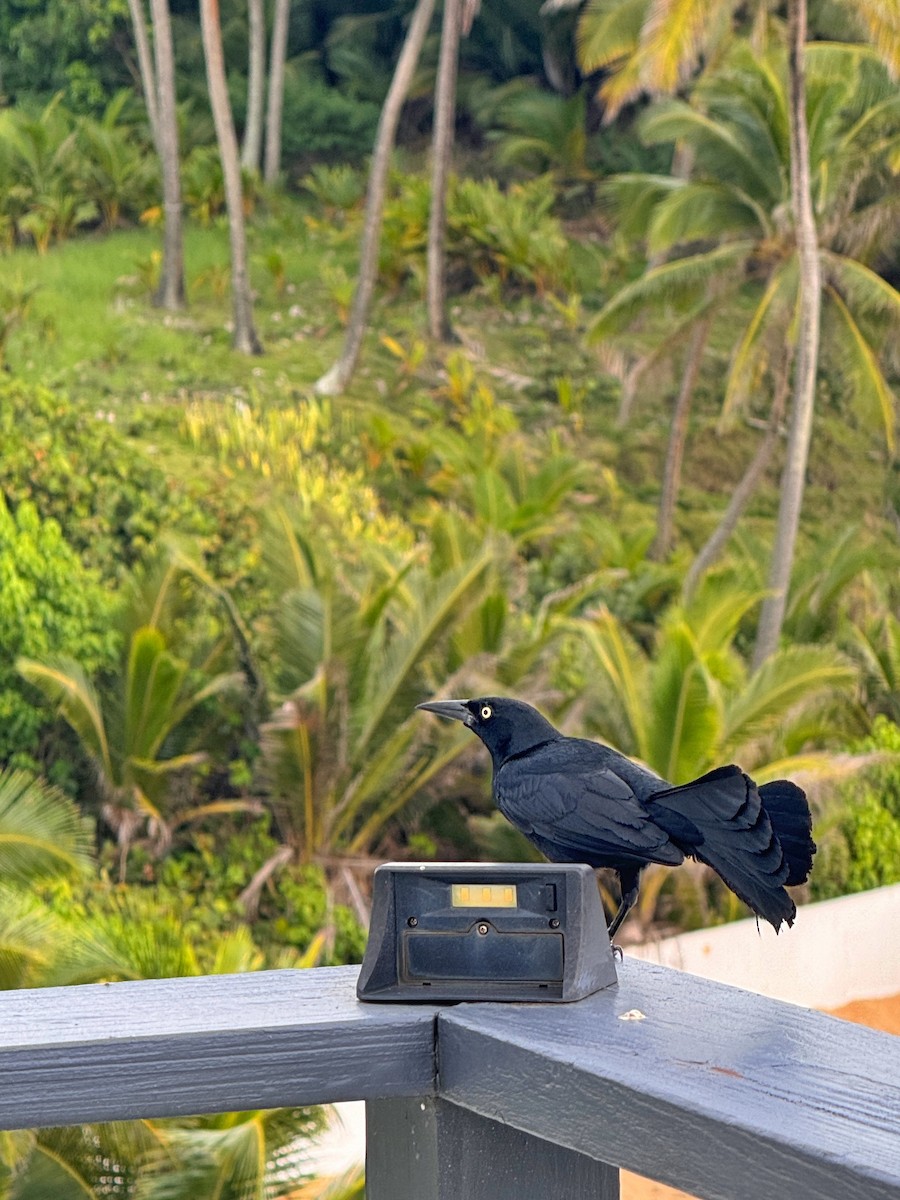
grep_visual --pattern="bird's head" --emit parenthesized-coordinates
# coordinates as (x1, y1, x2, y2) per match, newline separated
(416, 696, 559, 765)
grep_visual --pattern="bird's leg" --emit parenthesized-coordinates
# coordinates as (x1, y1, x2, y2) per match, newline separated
(607, 867, 641, 958)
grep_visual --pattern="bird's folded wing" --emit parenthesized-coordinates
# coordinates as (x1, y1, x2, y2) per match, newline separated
(495, 755, 682, 863)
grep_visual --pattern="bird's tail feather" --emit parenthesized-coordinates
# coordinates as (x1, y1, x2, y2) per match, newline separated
(759, 779, 815, 887)
(647, 766, 797, 931)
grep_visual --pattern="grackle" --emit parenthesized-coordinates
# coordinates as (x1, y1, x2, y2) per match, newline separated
(417, 696, 815, 940)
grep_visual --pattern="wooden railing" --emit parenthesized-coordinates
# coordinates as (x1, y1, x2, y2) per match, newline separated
(2, 960, 899, 1199)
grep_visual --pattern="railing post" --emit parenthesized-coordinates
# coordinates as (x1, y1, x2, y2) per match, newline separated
(366, 1097, 619, 1199)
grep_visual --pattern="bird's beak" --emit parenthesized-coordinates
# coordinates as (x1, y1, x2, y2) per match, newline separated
(416, 699, 473, 726)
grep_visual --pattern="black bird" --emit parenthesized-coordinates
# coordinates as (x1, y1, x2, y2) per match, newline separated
(417, 696, 815, 940)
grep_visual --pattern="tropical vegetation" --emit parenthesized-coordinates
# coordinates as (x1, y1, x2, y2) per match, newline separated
(0, 0, 898, 1194)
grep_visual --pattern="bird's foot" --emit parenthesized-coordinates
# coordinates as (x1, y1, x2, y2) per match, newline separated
(611, 943, 624, 962)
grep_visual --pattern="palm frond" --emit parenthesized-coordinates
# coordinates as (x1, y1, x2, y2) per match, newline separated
(638, 0, 720, 94)
(0, 769, 93, 882)
(354, 548, 494, 759)
(0, 885, 60, 988)
(647, 622, 721, 782)
(17, 656, 114, 781)
(574, 609, 649, 762)
(807, 34, 898, 90)
(825, 285, 896, 455)
(576, 0, 646, 72)
(647, 181, 763, 254)
(125, 627, 188, 761)
(722, 260, 798, 423)
(598, 49, 647, 121)
(589, 241, 754, 340)
(720, 645, 856, 749)
(821, 250, 900, 322)
(599, 173, 682, 241)
(640, 101, 780, 201)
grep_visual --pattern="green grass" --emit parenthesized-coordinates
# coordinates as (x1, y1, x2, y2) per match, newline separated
(2, 196, 894, 569)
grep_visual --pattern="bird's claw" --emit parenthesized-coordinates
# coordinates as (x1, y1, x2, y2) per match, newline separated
(611, 943, 624, 962)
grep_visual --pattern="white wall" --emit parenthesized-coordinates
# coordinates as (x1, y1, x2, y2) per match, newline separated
(627, 882, 900, 1008)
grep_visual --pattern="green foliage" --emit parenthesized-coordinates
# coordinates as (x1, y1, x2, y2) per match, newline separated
(0, 275, 38, 367)
(1, 0, 132, 110)
(591, 42, 900, 453)
(0, 769, 93, 884)
(280, 62, 381, 162)
(0, 379, 212, 581)
(302, 163, 366, 220)
(571, 571, 858, 783)
(479, 83, 591, 178)
(136, 822, 365, 966)
(380, 173, 572, 297)
(258, 512, 500, 859)
(19, 595, 245, 867)
(789, 717, 900, 901)
(0, 496, 118, 768)
(0, 92, 155, 250)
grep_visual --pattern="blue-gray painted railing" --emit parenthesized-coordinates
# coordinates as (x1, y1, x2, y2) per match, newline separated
(2, 960, 899, 1199)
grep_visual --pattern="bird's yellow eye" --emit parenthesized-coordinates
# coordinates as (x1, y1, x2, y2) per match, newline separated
(480, 705, 492, 720)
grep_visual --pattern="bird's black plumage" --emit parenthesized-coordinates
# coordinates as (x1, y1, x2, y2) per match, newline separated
(417, 696, 815, 939)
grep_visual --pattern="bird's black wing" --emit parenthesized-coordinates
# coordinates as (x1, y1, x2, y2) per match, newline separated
(494, 739, 684, 868)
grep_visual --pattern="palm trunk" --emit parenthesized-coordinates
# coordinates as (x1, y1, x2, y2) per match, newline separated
(242, 0, 266, 173)
(149, 0, 185, 310)
(753, 0, 821, 667)
(200, 0, 262, 355)
(684, 349, 792, 601)
(314, 0, 437, 396)
(263, 0, 290, 185)
(649, 314, 711, 561)
(126, 0, 160, 154)
(426, 0, 463, 343)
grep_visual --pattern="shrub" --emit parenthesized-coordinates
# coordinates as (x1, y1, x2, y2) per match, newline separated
(810, 718, 900, 900)
(0, 379, 209, 581)
(280, 63, 380, 163)
(380, 172, 572, 296)
(0, 496, 119, 768)
(115, 820, 366, 966)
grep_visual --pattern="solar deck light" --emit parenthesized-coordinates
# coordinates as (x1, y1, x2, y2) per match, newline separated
(357, 862, 617, 1003)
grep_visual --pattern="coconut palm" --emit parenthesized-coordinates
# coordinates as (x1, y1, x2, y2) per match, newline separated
(315, 0, 438, 395)
(200, 0, 262, 355)
(578, 0, 897, 662)
(426, 0, 482, 342)
(589, 42, 899, 586)
(242, 0, 266, 173)
(263, 0, 291, 184)
(148, 0, 186, 310)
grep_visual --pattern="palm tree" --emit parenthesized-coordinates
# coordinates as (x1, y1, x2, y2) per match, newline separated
(200, 0, 262, 355)
(426, 0, 481, 343)
(577, 0, 896, 662)
(252, 512, 496, 882)
(752, 0, 819, 665)
(18, 625, 246, 878)
(125, 0, 160, 153)
(571, 573, 857, 787)
(242, 0, 266, 173)
(149, 0, 185, 310)
(263, 0, 291, 184)
(589, 42, 899, 592)
(315, 0, 437, 396)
